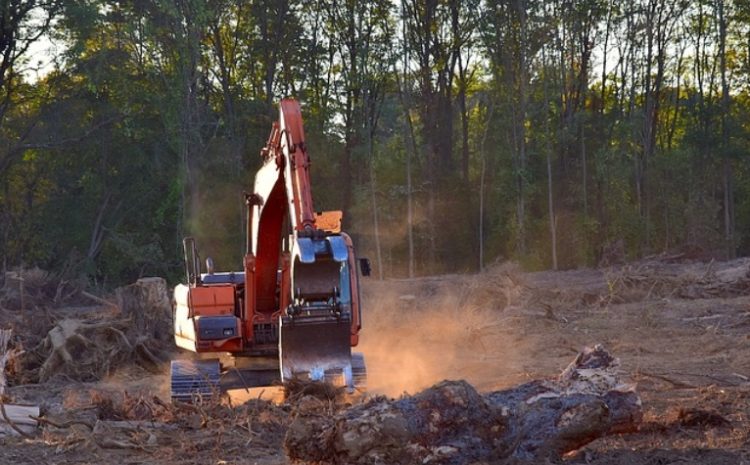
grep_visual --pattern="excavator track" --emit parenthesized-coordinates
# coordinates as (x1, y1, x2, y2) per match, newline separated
(170, 359, 221, 402)
(170, 353, 364, 402)
(351, 352, 367, 389)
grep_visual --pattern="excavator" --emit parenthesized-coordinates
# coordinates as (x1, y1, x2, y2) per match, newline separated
(170, 99, 369, 401)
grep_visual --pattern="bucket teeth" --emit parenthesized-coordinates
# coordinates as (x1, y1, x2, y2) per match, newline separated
(170, 359, 220, 403)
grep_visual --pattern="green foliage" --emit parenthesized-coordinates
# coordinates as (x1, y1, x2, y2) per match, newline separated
(2, 0, 750, 287)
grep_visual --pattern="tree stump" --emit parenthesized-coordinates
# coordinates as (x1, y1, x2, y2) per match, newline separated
(115, 277, 172, 343)
(284, 345, 642, 464)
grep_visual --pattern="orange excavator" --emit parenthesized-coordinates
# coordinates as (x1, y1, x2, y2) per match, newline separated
(170, 99, 369, 401)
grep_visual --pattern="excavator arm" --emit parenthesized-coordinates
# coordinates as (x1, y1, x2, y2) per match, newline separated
(247, 99, 365, 387)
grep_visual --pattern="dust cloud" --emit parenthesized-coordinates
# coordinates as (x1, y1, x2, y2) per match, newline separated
(358, 270, 528, 397)
(185, 174, 248, 272)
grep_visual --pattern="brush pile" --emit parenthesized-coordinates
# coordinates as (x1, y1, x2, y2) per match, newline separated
(602, 258, 750, 304)
(0, 273, 172, 384)
(34, 388, 289, 456)
(521, 257, 750, 312)
(29, 278, 172, 383)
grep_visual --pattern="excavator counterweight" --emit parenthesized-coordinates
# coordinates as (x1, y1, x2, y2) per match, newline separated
(171, 99, 368, 401)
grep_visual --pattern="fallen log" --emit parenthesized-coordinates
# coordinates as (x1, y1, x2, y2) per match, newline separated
(284, 345, 641, 464)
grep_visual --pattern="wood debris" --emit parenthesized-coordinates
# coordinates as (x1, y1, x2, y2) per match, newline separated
(284, 345, 642, 464)
(0, 328, 39, 436)
(28, 278, 172, 383)
(0, 403, 40, 436)
(0, 328, 17, 396)
(602, 258, 750, 304)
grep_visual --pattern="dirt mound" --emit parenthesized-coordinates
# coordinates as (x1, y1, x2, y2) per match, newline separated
(0, 261, 748, 464)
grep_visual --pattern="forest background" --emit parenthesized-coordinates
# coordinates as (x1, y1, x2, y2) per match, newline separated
(2, 0, 749, 286)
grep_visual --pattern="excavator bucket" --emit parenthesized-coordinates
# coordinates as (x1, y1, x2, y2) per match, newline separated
(279, 236, 366, 389)
(279, 315, 362, 388)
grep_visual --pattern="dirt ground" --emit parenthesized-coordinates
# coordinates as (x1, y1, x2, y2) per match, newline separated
(1, 257, 749, 464)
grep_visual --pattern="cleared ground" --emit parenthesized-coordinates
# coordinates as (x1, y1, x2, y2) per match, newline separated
(1, 257, 749, 464)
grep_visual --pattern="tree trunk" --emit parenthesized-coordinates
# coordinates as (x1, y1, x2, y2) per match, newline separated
(367, 118, 383, 281)
(478, 102, 494, 272)
(600, 0, 613, 117)
(581, 124, 588, 218)
(397, 4, 415, 277)
(718, 0, 734, 258)
(543, 46, 558, 271)
(405, 115, 415, 278)
(517, 0, 528, 256)
(456, 34, 470, 183)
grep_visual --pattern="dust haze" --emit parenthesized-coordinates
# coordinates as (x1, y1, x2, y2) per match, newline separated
(358, 267, 530, 397)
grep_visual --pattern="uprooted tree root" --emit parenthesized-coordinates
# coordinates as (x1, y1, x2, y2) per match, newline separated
(284, 345, 642, 464)
(27, 318, 163, 383)
(22, 278, 173, 383)
(0, 268, 86, 311)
